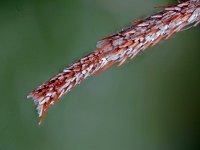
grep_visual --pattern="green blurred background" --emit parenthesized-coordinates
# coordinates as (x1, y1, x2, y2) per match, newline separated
(0, 0, 199, 150)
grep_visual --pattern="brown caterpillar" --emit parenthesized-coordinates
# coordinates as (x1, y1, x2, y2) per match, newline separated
(27, 0, 200, 125)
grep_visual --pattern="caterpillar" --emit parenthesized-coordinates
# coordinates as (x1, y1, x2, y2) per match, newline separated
(27, 0, 200, 125)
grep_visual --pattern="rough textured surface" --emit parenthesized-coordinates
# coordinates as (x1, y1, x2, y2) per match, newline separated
(27, 0, 200, 124)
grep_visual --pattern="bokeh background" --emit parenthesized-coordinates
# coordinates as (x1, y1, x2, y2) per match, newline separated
(0, 0, 199, 150)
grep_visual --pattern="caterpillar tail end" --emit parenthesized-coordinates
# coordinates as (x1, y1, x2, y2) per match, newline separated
(27, 91, 51, 125)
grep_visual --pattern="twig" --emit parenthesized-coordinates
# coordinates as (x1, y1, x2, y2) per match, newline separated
(27, 0, 200, 125)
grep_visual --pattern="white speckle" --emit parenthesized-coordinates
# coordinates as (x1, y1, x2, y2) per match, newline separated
(126, 48, 133, 55)
(27, 94, 33, 99)
(165, 7, 176, 11)
(137, 22, 149, 27)
(113, 38, 124, 47)
(75, 73, 83, 84)
(63, 69, 71, 73)
(145, 35, 151, 41)
(46, 92, 52, 97)
(66, 84, 72, 92)
(39, 97, 50, 105)
(82, 70, 87, 74)
(58, 76, 64, 80)
(169, 22, 176, 28)
(37, 96, 44, 101)
(37, 105, 43, 117)
(151, 14, 162, 19)
(176, 20, 183, 26)
(188, 8, 200, 23)
(87, 65, 93, 72)
(59, 89, 66, 98)
(51, 92, 56, 98)
(175, 7, 181, 11)
(81, 57, 88, 61)
(178, 2, 189, 7)
(96, 40, 109, 49)
(107, 54, 119, 61)
(100, 58, 108, 68)
(159, 25, 168, 31)
(140, 37, 144, 42)
(154, 32, 160, 40)
(134, 43, 143, 52)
